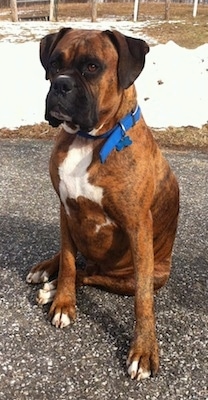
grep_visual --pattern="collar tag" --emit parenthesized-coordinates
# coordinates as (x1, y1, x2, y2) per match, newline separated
(116, 135, 133, 151)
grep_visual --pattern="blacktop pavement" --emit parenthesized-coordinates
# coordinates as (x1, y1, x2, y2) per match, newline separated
(0, 138, 207, 400)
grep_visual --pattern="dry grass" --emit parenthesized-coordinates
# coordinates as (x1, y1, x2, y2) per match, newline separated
(62, 3, 208, 48)
(141, 3, 208, 49)
(1, 123, 207, 151)
(1, 2, 208, 48)
(153, 125, 208, 150)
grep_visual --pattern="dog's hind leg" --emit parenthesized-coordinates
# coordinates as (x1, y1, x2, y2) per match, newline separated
(76, 270, 135, 296)
(76, 262, 170, 295)
(26, 252, 60, 284)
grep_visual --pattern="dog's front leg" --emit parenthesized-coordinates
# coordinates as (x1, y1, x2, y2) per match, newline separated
(127, 211, 159, 380)
(49, 204, 77, 328)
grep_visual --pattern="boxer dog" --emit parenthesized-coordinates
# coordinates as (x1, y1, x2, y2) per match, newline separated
(26, 28, 179, 380)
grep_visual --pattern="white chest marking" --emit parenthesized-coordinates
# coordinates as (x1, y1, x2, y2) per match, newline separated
(59, 137, 103, 216)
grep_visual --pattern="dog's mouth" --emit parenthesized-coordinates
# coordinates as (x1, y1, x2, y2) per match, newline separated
(46, 97, 77, 128)
(47, 100, 97, 131)
(50, 109, 72, 123)
(49, 108, 95, 132)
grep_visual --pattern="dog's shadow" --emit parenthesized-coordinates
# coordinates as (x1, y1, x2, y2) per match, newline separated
(76, 286, 133, 368)
(0, 214, 132, 370)
(39, 280, 133, 370)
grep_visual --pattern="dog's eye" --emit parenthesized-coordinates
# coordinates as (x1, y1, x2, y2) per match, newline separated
(50, 61, 60, 73)
(79, 59, 103, 78)
(87, 63, 98, 73)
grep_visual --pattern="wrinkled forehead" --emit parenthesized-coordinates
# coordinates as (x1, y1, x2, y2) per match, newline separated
(51, 29, 117, 61)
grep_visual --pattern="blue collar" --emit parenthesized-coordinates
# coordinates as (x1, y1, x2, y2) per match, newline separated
(77, 105, 141, 163)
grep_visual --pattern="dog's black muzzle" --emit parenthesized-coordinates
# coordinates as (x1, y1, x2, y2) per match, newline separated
(45, 74, 99, 131)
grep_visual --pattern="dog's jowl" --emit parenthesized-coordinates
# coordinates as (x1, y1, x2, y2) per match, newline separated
(26, 28, 179, 380)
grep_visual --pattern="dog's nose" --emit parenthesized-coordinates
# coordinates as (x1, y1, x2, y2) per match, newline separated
(53, 75, 74, 96)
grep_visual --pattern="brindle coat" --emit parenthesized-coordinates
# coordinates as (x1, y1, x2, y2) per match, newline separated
(27, 29, 179, 380)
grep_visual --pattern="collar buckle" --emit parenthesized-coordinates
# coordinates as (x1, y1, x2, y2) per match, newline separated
(119, 121, 126, 136)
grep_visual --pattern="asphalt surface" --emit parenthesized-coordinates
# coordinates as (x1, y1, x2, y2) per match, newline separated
(0, 139, 207, 400)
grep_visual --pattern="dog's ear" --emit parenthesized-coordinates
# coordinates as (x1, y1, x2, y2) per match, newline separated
(40, 28, 72, 79)
(104, 30, 149, 89)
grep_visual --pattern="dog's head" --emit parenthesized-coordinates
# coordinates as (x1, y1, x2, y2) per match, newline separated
(40, 28, 149, 131)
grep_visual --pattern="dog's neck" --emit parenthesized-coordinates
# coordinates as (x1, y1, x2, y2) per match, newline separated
(98, 86, 138, 134)
(78, 104, 141, 163)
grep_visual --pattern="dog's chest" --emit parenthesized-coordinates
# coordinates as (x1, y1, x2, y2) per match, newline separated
(58, 138, 103, 215)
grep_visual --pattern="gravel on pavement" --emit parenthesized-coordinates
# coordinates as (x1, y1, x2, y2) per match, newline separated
(0, 139, 207, 400)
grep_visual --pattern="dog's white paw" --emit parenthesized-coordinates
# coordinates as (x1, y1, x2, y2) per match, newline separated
(51, 312, 71, 329)
(127, 360, 151, 381)
(26, 270, 49, 284)
(36, 280, 57, 305)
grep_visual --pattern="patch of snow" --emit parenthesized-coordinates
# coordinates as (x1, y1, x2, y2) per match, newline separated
(136, 40, 208, 128)
(0, 20, 156, 44)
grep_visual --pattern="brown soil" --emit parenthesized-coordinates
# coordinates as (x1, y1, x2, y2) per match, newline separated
(1, 123, 207, 151)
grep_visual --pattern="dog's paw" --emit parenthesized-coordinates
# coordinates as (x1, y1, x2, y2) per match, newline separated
(127, 361, 151, 381)
(26, 269, 49, 284)
(26, 254, 59, 284)
(126, 338, 159, 380)
(36, 280, 57, 305)
(49, 295, 76, 329)
(51, 311, 71, 329)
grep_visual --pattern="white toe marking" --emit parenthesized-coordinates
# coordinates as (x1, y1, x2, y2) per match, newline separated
(52, 312, 71, 329)
(52, 312, 61, 327)
(42, 280, 57, 291)
(127, 362, 151, 380)
(137, 368, 151, 381)
(36, 279, 57, 305)
(41, 271, 49, 282)
(59, 313, 71, 329)
(36, 288, 56, 305)
(26, 272, 35, 283)
(26, 270, 49, 284)
(128, 360, 139, 379)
